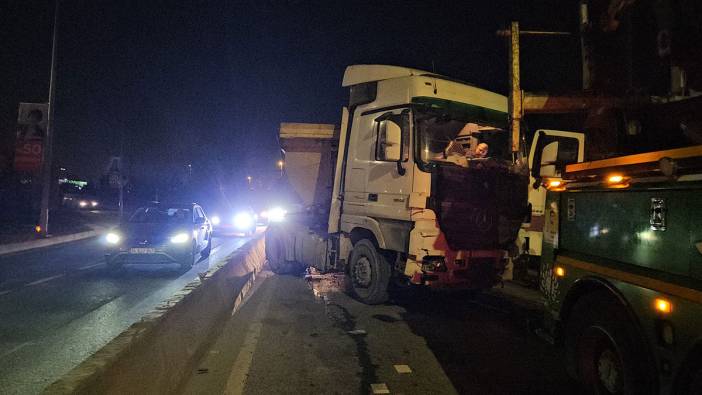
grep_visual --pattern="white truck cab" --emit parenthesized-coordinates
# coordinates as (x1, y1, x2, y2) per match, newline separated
(267, 65, 548, 303)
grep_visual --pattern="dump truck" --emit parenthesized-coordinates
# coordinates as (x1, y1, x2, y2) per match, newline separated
(265, 64, 554, 304)
(534, 144, 702, 394)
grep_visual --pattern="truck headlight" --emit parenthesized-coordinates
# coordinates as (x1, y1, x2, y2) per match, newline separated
(106, 232, 121, 244)
(234, 212, 253, 229)
(170, 232, 190, 244)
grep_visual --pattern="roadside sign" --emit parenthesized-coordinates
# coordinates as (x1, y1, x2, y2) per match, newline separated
(14, 103, 48, 173)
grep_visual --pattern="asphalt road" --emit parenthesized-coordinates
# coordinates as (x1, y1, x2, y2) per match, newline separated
(0, 233, 250, 395)
(182, 272, 586, 395)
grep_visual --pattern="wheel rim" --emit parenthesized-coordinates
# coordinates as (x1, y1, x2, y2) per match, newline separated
(597, 349, 622, 393)
(352, 256, 372, 288)
(579, 326, 624, 394)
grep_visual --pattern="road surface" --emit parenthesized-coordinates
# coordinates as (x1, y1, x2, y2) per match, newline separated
(0, 233, 250, 394)
(181, 272, 587, 395)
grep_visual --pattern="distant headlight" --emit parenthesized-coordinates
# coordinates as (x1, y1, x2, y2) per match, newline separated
(79, 200, 88, 207)
(106, 232, 121, 244)
(268, 207, 287, 222)
(211, 215, 221, 225)
(170, 232, 190, 244)
(234, 212, 254, 229)
(91, 201, 98, 207)
(260, 210, 268, 218)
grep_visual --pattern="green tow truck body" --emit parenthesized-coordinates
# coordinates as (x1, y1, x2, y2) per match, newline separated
(540, 146, 702, 394)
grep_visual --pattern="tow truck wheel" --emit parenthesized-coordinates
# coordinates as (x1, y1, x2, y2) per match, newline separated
(348, 239, 390, 305)
(565, 291, 654, 395)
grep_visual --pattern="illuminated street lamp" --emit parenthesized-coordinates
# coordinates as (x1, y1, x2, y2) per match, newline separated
(277, 160, 284, 177)
(246, 175, 252, 189)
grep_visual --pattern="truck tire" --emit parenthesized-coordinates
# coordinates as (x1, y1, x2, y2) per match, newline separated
(348, 239, 390, 305)
(565, 291, 654, 395)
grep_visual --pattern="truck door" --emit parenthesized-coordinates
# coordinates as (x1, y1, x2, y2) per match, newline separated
(520, 130, 584, 257)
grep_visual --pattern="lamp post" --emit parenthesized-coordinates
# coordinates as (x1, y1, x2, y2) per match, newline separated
(277, 160, 284, 177)
(38, 0, 60, 237)
(246, 175, 252, 189)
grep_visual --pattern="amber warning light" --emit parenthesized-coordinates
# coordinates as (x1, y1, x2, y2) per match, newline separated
(654, 297, 673, 314)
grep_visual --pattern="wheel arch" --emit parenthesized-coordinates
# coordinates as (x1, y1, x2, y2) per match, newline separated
(559, 275, 658, 386)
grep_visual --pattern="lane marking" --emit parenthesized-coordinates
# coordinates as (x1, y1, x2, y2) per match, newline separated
(394, 364, 412, 374)
(26, 274, 64, 286)
(224, 279, 273, 395)
(371, 383, 390, 394)
(78, 261, 104, 270)
(0, 342, 34, 358)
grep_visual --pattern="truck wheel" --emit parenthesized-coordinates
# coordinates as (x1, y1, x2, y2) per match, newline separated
(565, 291, 654, 395)
(348, 239, 390, 305)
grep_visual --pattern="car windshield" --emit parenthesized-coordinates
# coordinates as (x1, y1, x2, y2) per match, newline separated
(414, 101, 509, 168)
(128, 207, 191, 223)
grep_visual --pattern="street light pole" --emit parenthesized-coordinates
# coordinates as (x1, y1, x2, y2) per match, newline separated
(277, 160, 284, 177)
(39, 0, 60, 237)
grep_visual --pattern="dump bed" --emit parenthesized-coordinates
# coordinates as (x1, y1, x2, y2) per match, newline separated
(279, 123, 338, 210)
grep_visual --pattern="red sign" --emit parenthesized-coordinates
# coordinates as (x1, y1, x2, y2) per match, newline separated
(14, 139, 43, 172)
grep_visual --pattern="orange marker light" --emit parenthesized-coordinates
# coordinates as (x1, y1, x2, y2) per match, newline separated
(607, 174, 624, 184)
(35, 225, 42, 233)
(654, 298, 673, 314)
(548, 180, 562, 188)
(554, 266, 566, 277)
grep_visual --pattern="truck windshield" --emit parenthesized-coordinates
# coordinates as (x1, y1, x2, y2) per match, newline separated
(414, 99, 509, 168)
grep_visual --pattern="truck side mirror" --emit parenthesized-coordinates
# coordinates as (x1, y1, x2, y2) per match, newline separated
(376, 119, 402, 162)
(539, 141, 559, 177)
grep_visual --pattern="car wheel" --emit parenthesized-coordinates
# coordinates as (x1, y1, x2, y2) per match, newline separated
(201, 234, 212, 257)
(348, 239, 390, 305)
(565, 291, 654, 395)
(179, 243, 196, 270)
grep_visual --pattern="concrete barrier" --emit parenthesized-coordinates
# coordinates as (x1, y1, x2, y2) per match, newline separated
(45, 235, 266, 394)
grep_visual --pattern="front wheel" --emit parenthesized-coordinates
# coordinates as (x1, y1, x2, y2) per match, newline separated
(201, 235, 212, 257)
(565, 291, 654, 395)
(179, 243, 196, 271)
(348, 239, 390, 305)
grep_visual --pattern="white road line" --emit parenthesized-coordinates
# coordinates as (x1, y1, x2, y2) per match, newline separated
(223, 279, 273, 395)
(78, 261, 104, 270)
(25, 274, 64, 286)
(0, 342, 34, 358)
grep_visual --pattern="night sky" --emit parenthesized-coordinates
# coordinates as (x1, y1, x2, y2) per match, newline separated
(1, 0, 580, 184)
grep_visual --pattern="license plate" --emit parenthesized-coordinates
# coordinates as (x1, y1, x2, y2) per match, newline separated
(130, 247, 156, 254)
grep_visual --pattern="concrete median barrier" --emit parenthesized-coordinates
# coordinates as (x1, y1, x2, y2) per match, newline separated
(45, 235, 266, 395)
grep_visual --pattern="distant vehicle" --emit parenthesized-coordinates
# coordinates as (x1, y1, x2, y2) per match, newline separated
(104, 203, 212, 270)
(210, 206, 257, 236)
(62, 193, 99, 210)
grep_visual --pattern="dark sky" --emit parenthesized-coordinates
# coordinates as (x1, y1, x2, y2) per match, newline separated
(1, 0, 580, 183)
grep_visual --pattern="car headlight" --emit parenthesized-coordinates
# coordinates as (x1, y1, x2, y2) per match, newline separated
(211, 215, 221, 225)
(233, 212, 253, 229)
(170, 232, 190, 244)
(79, 200, 88, 207)
(91, 201, 98, 207)
(106, 232, 121, 244)
(268, 207, 287, 222)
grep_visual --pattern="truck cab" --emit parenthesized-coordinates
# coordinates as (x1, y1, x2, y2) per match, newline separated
(268, 65, 532, 303)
